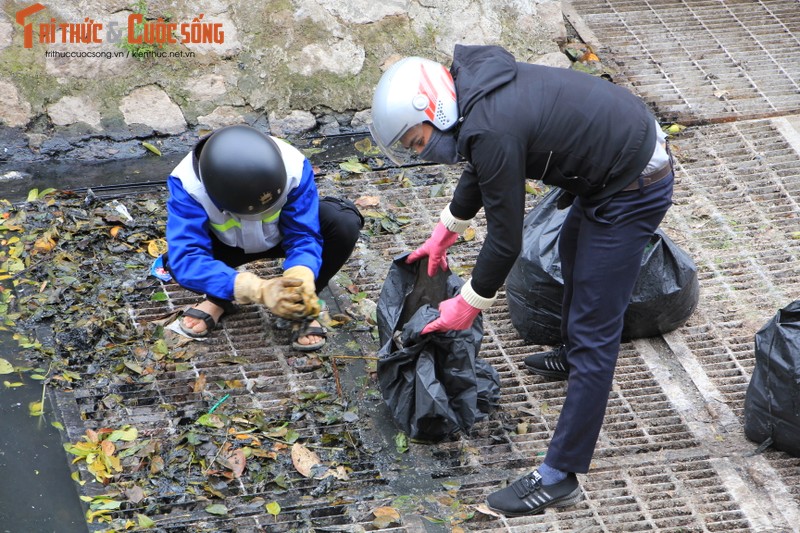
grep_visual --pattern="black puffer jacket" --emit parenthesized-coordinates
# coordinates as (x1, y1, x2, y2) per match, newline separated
(447, 45, 658, 297)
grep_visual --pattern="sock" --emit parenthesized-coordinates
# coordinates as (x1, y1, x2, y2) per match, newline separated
(538, 463, 568, 485)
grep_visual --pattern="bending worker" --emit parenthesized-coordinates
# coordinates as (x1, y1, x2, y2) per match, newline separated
(163, 124, 363, 351)
(369, 44, 673, 516)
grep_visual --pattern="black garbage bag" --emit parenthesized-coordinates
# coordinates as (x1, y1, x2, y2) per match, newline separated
(376, 254, 501, 441)
(744, 301, 800, 457)
(506, 188, 699, 345)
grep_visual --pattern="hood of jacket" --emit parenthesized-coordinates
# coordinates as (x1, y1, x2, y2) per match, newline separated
(450, 45, 518, 118)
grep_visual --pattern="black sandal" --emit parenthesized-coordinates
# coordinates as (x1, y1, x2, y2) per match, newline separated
(291, 320, 327, 352)
(179, 307, 219, 338)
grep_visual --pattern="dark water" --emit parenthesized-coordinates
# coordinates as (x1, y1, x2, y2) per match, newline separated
(0, 131, 384, 203)
(0, 329, 87, 533)
(0, 154, 181, 203)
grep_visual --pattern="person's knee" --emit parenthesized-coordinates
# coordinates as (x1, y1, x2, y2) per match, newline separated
(321, 197, 363, 248)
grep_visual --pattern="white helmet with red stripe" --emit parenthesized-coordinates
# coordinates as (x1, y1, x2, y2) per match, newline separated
(369, 56, 459, 165)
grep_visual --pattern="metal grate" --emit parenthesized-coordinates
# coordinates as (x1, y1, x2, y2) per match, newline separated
(569, 0, 800, 123)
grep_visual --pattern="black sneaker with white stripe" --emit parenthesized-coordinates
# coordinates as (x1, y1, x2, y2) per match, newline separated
(486, 470, 583, 516)
(524, 344, 569, 380)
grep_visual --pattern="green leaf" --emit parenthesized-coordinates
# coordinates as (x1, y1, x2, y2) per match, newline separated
(37, 188, 57, 199)
(150, 291, 168, 302)
(152, 339, 168, 357)
(394, 431, 408, 454)
(26, 189, 39, 202)
(265, 501, 281, 517)
(196, 413, 226, 428)
(137, 513, 156, 527)
(124, 360, 144, 374)
(430, 183, 446, 198)
(205, 504, 228, 516)
(142, 142, 162, 156)
(51, 421, 65, 431)
(285, 428, 300, 444)
(354, 137, 381, 156)
(0, 358, 13, 374)
(339, 158, 370, 174)
(108, 426, 138, 442)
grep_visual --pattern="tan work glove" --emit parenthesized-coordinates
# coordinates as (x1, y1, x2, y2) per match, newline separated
(283, 265, 320, 318)
(233, 272, 305, 319)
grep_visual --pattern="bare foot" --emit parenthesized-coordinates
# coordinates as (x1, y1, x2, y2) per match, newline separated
(295, 319, 323, 346)
(181, 300, 225, 335)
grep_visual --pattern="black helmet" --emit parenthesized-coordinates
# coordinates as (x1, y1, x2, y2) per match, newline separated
(197, 125, 288, 217)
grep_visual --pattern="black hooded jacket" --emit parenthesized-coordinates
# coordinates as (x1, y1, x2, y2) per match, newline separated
(447, 45, 658, 298)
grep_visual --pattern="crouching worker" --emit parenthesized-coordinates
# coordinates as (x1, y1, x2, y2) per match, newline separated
(163, 124, 363, 351)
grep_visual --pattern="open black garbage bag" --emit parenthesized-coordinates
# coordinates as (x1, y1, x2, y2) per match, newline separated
(376, 254, 501, 442)
(744, 301, 800, 457)
(506, 188, 699, 345)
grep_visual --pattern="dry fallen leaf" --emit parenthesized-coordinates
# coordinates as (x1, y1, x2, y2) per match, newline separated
(372, 507, 400, 520)
(147, 239, 167, 258)
(291, 442, 321, 478)
(193, 373, 207, 393)
(223, 447, 246, 479)
(355, 196, 381, 208)
(474, 504, 502, 518)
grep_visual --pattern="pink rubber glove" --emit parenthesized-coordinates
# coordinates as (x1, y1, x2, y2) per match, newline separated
(422, 294, 482, 334)
(406, 222, 460, 277)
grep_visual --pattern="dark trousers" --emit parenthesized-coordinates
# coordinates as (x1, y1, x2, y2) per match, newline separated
(177, 197, 363, 310)
(544, 173, 674, 473)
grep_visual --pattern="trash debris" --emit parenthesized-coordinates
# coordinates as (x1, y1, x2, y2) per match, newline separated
(506, 188, 699, 345)
(376, 254, 500, 441)
(149, 254, 173, 282)
(744, 301, 800, 457)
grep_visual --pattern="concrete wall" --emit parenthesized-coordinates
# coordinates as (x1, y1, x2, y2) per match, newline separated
(0, 0, 567, 163)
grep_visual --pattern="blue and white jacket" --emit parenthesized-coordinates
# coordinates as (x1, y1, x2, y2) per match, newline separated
(165, 137, 322, 301)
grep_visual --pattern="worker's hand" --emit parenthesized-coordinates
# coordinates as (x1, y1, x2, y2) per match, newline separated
(234, 272, 306, 318)
(422, 294, 482, 334)
(283, 265, 320, 318)
(406, 222, 460, 277)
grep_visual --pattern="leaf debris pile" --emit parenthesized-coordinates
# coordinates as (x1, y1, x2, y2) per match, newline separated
(1, 189, 484, 531)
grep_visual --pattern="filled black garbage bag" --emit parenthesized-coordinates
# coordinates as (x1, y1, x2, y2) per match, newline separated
(506, 189, 700, 345)
(744, 301, 800, 457)
(376, 254, 501, 442)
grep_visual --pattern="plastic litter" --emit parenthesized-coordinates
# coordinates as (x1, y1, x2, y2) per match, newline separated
(506, 188, 699, 345)
(376, 254, 500, 441)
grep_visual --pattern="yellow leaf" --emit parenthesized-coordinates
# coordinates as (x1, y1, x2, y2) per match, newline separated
(29, 401, 43, 416)
(147, 239, 167, 258)
(665, 123, 687, 135)
(33, 236, 57, 254)
(108, 426, 138, 442)
(142, 141, 162, 156)
(265, 501, 281, 517)
(0, 358, 14, 374)
(373, 507, 401, 520)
